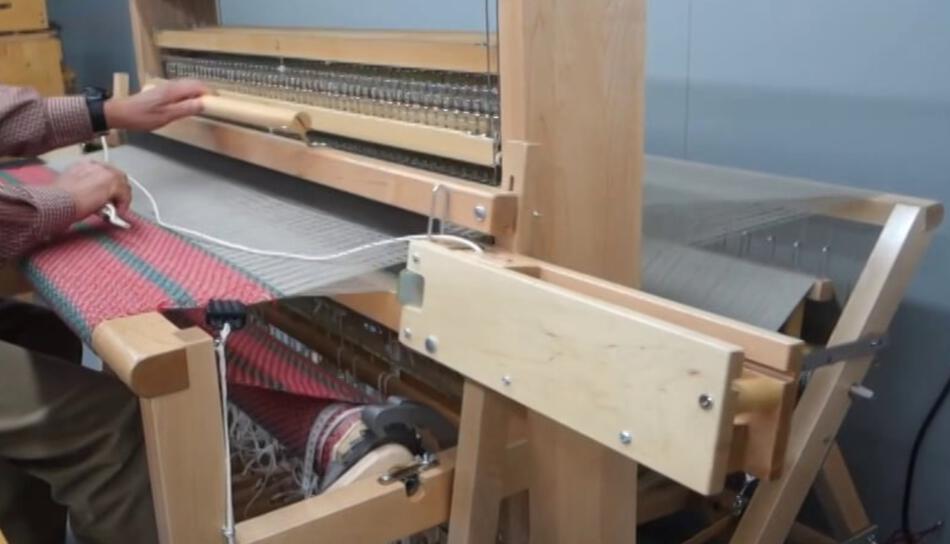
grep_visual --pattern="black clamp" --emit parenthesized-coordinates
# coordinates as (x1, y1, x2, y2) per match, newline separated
(206, 299, 249, 332)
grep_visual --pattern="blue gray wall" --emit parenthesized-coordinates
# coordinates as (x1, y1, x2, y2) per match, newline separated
(46, 0, 950, 540)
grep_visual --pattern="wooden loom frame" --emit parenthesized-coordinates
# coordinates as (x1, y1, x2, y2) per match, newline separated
(0, 0, 942, 542)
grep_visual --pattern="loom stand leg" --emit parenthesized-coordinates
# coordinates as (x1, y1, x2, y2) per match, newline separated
(527, 412, 638, 544)
(814, 442, 871, 538)
(448, 381, 512, 544)
(731, 205, 932, 543)
(136, 325, 227, 544)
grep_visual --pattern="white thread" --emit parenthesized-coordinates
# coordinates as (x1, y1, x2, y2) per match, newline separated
(98, 137, 484, 259)
(215, 323, 236, 544)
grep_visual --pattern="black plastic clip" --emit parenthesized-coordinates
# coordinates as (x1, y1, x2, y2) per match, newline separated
(206, 300, 249, 332)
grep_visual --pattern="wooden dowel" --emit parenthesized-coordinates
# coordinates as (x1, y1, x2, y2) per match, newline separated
(733, 376, 783, 414)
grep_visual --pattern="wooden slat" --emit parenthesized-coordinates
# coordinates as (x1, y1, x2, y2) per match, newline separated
(93, 313, 225, 544)
(499, 0, 644, 287)
(156, 27, 497, 73)
(447, 382, 513, 544)
(207, 86, 495, 165)
(235, 443, 528, 544)
(813, 443, 871, 538)
(401, 241, 743, 494)
(733, 204, 936, 543)
(154, 116, 517, 235)
(494, 254, 803, 374)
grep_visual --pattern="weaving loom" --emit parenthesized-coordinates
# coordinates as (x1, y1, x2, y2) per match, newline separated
(0, 0, 944, 542)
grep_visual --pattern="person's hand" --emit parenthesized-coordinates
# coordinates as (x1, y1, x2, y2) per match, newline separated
(104, 79, 209, 132)
(53, 160, 132, 219)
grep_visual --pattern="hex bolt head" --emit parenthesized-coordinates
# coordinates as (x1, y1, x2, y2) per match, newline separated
(402, 328, 412, 340)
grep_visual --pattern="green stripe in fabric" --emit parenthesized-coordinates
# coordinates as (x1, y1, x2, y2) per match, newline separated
(73, 224, 198, 307)
(0, 170, 23, 187)
(20, 261, 93, 340)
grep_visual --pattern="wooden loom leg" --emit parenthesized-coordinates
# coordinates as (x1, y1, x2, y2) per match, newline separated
(814, 442, 871, 538)
(527, 412, 638, 544)
(731, 205, 932, 543)
(93, 314, 227, 544)
(448, 381, 513, 544)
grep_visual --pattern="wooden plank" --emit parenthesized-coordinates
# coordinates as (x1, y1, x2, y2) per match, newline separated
(208, 86, 497, 166)
(401, 241, 743, 494)
(814, 443, 871, 538)
(93, 313, 225, 544)
(154, 116, 517, 235)
(499, 0, 645, 286)
(235, 443, 528, 544)
(0, 0, 47, 33)
(527, 413, 638, 544)
(499, 257, 803, 374)
(447, 382, 513, 544)
(732, 204, 936, 543)
(156, 27, 496, 74)
(0, 32, 64, 97)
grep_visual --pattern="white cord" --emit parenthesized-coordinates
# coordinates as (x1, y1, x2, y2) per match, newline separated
(98, 137, 483, 259)
(215, 323, 236, 544)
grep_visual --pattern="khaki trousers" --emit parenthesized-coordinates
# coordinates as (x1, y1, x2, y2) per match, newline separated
(0, 299, 157, 544)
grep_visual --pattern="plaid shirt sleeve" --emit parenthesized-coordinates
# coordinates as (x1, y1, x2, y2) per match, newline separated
(0, 85, 87, 261)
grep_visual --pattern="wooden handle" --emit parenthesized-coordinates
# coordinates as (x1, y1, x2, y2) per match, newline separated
(200, 95, 310, 134)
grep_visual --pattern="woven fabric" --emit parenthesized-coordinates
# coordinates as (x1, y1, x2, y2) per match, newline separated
(2, 163, 372, 477)
(171, 309, 374, 477)
(2, 163, 277, 339)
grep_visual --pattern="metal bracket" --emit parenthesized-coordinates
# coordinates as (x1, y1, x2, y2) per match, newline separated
(378, 452, 440, 497)
(802, 334, 888, 372)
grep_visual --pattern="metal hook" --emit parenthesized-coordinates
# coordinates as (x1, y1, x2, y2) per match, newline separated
(427, 184, 449, 238)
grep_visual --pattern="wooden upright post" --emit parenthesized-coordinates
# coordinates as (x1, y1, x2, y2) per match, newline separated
(497, 0, 646, 541)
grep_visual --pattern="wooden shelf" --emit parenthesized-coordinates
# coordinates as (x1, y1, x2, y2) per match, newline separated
(155, 27, 498, 73)
(154, 116, 517, 235)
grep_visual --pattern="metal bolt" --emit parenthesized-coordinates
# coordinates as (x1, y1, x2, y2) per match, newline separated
(402, 328, 412, 340)
(619, 431, 632, 445)
(424, 335, 438, 354)
(870, 337, 883, 348)
(531, 210, 542, 218)
(502, 375, 512, 386)
(698, 394, 714, 410)
(411, 252, 421, 264)
(850, 384, 875, 400)
(474, 205, 487, 222)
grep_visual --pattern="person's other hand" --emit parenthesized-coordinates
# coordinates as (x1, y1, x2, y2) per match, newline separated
(54, 160, 132, 218)
(104, 79, 209, 131)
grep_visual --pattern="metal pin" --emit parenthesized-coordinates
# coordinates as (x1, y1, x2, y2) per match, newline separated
(850, 384, 875, 400)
